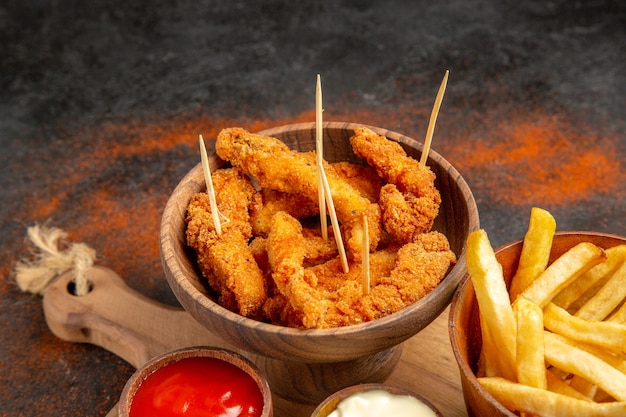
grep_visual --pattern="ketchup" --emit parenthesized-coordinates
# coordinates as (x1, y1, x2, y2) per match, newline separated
(129, 356, 264, 417)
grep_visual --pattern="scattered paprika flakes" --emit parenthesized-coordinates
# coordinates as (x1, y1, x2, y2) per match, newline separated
(35, 194, 64, 220)
(79, 109, 323, 162)
(446, 114, 623, 206)
(76, 188, 163, 267)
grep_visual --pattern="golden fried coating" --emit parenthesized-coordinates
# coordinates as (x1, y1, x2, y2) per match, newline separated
(266, 211, 332, 328)
(266, 211, 456, 329)
(331, 161, 382, 203)
(248, 236, 269, 272)
(216, 127, 382, 260)
(350, 127, 441, 243)
(186, 168, 266, 318)
(262, 293, 304, 328)
(250, 189, 319, 236)
(383, 231, 457, 304)
(378, 183, 439, 243)
(301, 227, 339, 266)
(249, 228, 338, 270)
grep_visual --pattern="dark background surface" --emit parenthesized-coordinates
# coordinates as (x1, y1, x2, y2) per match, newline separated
(1, 1, 625, 415)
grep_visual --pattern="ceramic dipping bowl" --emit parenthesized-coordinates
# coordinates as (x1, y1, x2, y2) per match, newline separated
(160, 122, 479, 404)
(449, 231, 626, 417)
(311, 383, 443, 417)
(118, 346, 273, 417)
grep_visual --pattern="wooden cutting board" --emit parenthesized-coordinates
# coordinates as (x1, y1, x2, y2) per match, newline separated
(42, 266, 468, 417)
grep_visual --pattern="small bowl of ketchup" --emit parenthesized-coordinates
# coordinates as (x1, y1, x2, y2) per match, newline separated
(118, 346, 273, 417)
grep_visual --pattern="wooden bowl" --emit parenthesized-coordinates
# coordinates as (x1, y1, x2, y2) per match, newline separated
(160, 122, 478, 403)
(118, 346, 273, 417)
(449, 231, 626, 417)
(311, 383, 442, 417)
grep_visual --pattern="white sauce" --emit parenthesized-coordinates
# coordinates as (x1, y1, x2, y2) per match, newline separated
(327, 389, 437, 417)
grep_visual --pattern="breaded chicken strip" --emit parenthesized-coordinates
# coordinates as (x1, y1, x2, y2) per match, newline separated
(250, 162, 380, 236)
(265, 211, 332, 327)
(350, 127, 441, 243)
(216, 127, 382, 261)
(185, 168, 266, 318)
(266, 211, 456, 329)
(249, 189, 319, 236)
(331, 161, 382, 203)
(249, 228, 338, 270)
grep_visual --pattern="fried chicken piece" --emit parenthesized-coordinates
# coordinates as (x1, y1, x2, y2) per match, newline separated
(382, 231, 456, 304)
(302, 247, 400, 327)
(249, 228, 338, 269)
(249, 189, 320, 236)
(249, 236, 270, 274)
(331, 161, 382, 203)
(303, 234, 455, 327)
(249, 163, 380, 236)
(185, 168, 266, 318)
(301, 227, 339, 266)
(262, 293, 304, 328)
(266, 211, 334, 328)
(350, 127, 441, 243)
(266, 211, 456, 329)
(216, 127, 382, 260)
(378, 184, 438, 243)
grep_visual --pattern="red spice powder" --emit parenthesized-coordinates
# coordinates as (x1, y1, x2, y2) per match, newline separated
(444, 114, 624, 206)
(79, 189, 163, 265)
(84, 110, 323, 159)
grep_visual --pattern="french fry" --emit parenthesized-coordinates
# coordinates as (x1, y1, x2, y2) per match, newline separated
(544, 302, 626, 355)
(575, 260, 626, 321)
(466, 229, 517, 381)
(545, 368, 592, 401)
(568, 374, 599, 400)
(596, 389, 617, 404)
(608, 301, 626, 324)
(509, 207, 556, 302)
(520, 242, 606, 308)
(543, 331, 626, 401)
(545, 326, 626, 374)
(514, 297, 546, 389)
(478, 377, 626, 417)
(477, 311, 502, 378)
(552, 245, 626, 311)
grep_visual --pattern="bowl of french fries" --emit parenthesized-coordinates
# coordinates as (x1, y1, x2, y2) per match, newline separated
(449, 207, 626, 417)
(161, 122, 478, 403)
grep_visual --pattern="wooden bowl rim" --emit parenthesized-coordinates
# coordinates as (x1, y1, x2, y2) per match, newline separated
(161, 121, 479, 339)
(448, 230, 626, 417)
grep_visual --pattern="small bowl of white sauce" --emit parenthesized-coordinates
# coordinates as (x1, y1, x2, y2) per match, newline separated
(312, 383, 442, 417)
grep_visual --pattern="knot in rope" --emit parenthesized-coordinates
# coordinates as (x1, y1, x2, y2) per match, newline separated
(15, 224, 97, 296)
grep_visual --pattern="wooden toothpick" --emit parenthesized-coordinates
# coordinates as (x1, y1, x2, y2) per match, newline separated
(361, 215, 370, 295)
(419, 70, 449, 167)
(316, 74, 328, 241)
(319, 165, 349, 273)
(199, 135, 222, 235)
